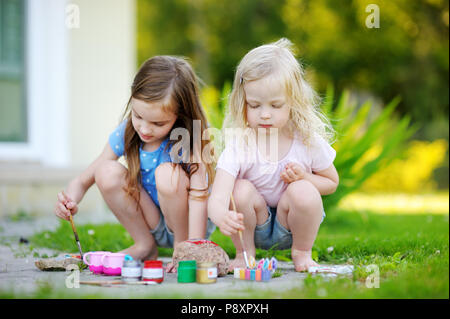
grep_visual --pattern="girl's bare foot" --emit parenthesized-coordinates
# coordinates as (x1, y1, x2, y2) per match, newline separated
(119, 243, 157, 262)
(143, 246, 159, 261)
(227, 252, 249, 272)
(292, 248, 319, 272)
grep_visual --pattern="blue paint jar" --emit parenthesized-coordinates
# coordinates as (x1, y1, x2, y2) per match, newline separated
(262, 269, 271, 281)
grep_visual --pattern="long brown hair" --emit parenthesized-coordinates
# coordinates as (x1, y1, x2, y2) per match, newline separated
(121, 56, 215, 208)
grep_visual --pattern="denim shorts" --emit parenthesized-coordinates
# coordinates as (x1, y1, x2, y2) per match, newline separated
(254, 206, 326, 250)
(149, 209, 217, 248)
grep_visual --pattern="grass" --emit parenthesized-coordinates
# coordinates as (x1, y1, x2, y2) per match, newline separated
(6, 210, 36, 222)
(21, 204, 449, 299)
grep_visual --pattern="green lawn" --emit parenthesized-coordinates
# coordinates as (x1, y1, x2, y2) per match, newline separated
(23, 206, 449, 298)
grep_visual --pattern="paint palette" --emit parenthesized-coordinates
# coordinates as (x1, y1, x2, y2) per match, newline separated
(64, 254, 81, 259)
(233, 257, 277, 281)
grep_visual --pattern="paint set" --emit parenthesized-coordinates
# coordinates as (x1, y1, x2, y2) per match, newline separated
(121, 257, 166, 283)
(82, 249, 278, 286)
(64, 254, 81, 259)
(82, 252, 164, 282)
(122, 256, 220, 284)
(82, 252, 220, 285)
(233, 257, 278, 282)
(82, 251, 126, 276)
(178, 260, 218, 284)
(228, 195, 278, 282)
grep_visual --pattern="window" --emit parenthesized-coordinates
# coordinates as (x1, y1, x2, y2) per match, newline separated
(0, 0, 26, 142)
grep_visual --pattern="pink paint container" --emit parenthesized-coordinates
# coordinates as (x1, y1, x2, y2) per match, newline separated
(245, 269, 251, 280)
(101, 252, 125, 276)
(83, 251, 110, 274)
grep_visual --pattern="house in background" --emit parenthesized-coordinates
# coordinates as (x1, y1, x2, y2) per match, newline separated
(0, 0, 136, 219)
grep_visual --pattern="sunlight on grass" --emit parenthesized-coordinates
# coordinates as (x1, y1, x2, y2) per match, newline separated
(339, 192, 449, 215)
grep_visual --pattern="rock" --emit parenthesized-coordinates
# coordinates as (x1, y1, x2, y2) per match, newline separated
(172, 239, 230, 276)
(35, 257, 81, 271)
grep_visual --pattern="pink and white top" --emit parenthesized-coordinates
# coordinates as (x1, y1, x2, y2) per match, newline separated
(216, 132, 336, 207)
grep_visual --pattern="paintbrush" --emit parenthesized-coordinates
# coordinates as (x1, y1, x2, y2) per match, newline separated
(80, 281, 157, 286)
(62, 191, 83, 259)
(230, 194, 250, 269)
(68, 214, 84, 259)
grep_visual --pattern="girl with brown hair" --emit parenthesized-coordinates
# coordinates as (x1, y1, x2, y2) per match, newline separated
(54, 56, 216, 271)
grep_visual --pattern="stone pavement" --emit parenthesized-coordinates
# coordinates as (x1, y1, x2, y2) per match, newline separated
(0, 244, 312, 298)
(0, 217, 351, 298)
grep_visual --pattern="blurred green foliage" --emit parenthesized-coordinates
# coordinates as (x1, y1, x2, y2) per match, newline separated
(320, 87, 417, 208)
(137, 0, 449, 141)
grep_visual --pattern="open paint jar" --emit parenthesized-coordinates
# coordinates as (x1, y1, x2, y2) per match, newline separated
(196, 262, 217, 284)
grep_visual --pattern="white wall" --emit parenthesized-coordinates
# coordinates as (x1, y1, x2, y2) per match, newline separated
(0, 0, 136, 168)
(68, 0, 136, 167)
(0, 0, 136, 218)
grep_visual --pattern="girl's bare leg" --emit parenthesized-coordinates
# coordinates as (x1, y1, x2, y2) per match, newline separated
(155, 163, 190, 246)
(227, 179, 268, 272)
(155, 163, 190, 272)
(95, 160, 160, 261)
(277, 180, 323, 272)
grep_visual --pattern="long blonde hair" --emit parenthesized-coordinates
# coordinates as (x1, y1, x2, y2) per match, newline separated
(224, 38, 335, 146)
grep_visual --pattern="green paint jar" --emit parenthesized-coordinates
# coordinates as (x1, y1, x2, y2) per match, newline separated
(178, 260, 197, 283)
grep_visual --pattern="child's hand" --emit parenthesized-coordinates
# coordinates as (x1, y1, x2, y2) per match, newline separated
(54, 191, 78, 221)
(281, 162, 305, 184)
(216, 210, 245, 236)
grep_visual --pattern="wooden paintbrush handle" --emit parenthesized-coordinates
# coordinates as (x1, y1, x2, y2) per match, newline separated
(230, 193, 242, 231)
(230, 193, 237, 212)
(230, 194, 243, 237)
(230, 194, 250, 268)
(68, 214, 79, 241)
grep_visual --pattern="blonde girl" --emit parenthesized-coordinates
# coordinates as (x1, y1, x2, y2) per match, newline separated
(208, 39, 339, 272)
(55, 56, 216, 269)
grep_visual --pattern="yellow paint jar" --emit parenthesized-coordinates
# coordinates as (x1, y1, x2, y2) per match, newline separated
(196, 262, 217, 284)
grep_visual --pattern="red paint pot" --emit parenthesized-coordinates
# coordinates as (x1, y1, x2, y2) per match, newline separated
(142, 260, 164, 283)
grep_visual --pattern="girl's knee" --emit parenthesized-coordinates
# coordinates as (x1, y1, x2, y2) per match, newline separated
(95, 161, 126, 192)
(232, 179, 256, 204)
(155, 163, 189, 196)
(286, 180, 322, 212)
(233, 179, 266, 211)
